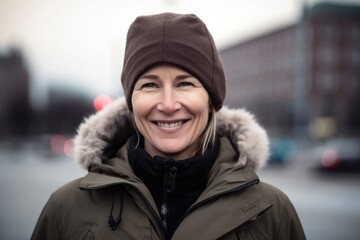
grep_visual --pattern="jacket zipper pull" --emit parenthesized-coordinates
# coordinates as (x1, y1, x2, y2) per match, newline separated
(166, 166, 177, 193)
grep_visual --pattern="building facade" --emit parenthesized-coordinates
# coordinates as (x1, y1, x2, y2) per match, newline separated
(220, 3, 360, 139)
(0, 48, 31, 137)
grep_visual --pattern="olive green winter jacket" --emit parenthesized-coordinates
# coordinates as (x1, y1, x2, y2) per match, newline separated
(31, 97, 306, 240)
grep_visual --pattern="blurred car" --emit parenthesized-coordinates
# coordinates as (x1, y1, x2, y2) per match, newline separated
(268, 138, 297, 165)
(309, 138, 360, 171)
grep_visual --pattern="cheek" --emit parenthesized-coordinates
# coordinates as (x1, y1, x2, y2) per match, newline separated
(132, 95, 150, 130)
(199, 94, 211, 127)
(132, 93, 150, 116)
(199, 107, 210, 128)
(189, 92, 210, 116)
(133, 111, 148, 133)
(132, 108, 149, 139)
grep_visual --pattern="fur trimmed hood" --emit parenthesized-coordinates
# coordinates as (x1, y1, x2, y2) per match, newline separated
(74, 97, 269, 171)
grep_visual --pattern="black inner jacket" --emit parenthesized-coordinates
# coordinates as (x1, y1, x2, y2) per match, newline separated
(128, 135, 219, 238)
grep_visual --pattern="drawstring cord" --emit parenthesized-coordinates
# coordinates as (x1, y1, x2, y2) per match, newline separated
(108, 189, 124, 231)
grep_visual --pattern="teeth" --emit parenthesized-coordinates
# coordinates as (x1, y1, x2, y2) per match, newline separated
(157, 121, 183, 128)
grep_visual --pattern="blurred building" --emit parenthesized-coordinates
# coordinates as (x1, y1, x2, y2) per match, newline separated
(0, 48, 31, 137)
(43, 86, 94, 134)
(0, 48, 94, 137)
(220, 2, 360, 139)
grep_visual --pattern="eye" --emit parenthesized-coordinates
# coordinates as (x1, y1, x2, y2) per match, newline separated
(141, 82, 158, 89)
(177, 81, 194, 87)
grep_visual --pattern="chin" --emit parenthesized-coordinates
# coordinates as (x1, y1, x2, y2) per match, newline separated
(158, 146, 184, 155)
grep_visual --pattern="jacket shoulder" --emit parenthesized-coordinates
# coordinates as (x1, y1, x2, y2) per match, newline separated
(255, 181, 292, 204)
(51, 178, 84, 202)
(31, 178, 93, 240)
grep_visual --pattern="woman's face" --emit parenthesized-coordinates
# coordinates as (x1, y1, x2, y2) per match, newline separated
(132, 64, 210, 160)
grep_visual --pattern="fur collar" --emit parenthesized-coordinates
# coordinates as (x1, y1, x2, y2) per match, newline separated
(74, 97, 269, 171)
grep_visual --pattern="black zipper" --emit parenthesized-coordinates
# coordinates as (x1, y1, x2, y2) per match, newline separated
(160, 164, 178, 234)
(173, 178, 260, 232)
(165, 166, 178, 193)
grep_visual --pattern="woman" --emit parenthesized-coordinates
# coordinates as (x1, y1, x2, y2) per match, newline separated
(32, 13, 305, 239)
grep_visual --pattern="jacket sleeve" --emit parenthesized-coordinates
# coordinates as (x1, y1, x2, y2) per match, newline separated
(31, 194, 60, 240)
(275, 195, 306, 240)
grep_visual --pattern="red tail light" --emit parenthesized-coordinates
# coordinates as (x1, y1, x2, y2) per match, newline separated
(321, 149, 340, 169)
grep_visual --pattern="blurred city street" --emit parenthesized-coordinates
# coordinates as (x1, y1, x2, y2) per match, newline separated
(0, 137, 359, 240)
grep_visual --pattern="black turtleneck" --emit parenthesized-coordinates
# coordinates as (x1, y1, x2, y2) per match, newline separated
(128, 135, 219, 238)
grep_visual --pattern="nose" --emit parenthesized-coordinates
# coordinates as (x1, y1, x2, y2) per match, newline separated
(157, 87, 181, 113)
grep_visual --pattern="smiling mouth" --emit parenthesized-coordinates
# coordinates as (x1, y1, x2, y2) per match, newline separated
(156, 120, 185, 128)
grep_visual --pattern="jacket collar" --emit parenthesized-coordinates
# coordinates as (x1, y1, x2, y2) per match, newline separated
(74, 97, 269, 171)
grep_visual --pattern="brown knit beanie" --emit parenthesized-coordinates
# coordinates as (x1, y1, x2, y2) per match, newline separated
(121, 12, 226, 111)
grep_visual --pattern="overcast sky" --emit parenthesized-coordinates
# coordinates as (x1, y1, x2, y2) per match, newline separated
(1, 0, 359, 109)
